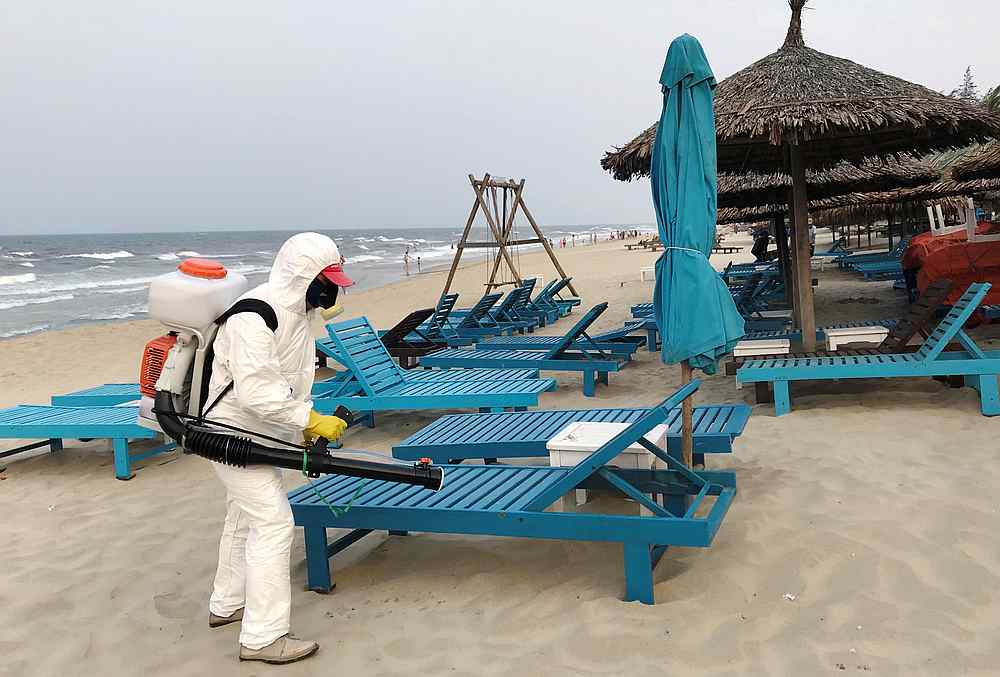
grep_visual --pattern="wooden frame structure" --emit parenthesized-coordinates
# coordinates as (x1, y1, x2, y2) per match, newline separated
(443, 174, 577, 296)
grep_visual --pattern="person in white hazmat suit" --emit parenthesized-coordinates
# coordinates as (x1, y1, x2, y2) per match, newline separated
(204, 232, 354, 664)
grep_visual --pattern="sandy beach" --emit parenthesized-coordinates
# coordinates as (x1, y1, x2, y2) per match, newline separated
(3, 233, 1000, 676)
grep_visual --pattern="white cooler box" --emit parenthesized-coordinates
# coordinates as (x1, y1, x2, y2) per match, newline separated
(546, 421, 667, 514)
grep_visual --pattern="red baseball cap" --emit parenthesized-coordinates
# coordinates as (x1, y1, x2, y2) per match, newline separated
(319, 262, 354, 287)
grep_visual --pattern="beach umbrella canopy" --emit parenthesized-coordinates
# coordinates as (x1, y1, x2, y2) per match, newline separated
(650, 34, 745, 375)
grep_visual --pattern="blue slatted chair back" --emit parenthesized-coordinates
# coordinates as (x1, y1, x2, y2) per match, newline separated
(519, 277, 537, 297)
(425, 293, 459, 338)
(525, 380, 701, 511)
(546, 277, 571, 301)
(529, 279, 558, 308)
(914, 282, 990, 361)
(326, 317, 406, 395)
(456, 293, 502, 329)
(544, 302, 608, 359)
(486, 290, 521, 322)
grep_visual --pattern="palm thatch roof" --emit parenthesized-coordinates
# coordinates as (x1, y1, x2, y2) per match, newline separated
(718, 156, 936, 208)
(952, 142, 1000, 182)
(603, 0, 1000, 177)
(717, 146, 1000, 224)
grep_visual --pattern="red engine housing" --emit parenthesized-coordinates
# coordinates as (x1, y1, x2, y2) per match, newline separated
(140, 334, 177, 397)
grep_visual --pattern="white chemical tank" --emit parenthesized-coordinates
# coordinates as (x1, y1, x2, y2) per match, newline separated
(148, 259, 250, 335)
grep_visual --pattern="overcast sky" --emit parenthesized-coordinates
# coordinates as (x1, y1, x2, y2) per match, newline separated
(3, 1, 998, 234)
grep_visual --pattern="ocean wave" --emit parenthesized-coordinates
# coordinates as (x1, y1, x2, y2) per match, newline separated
(0, 294, 74, 310)
(376, 236, 408, 243)
(155, 253, 179, 261)
(0, 324, 50, 339)
(0, 272, 36, 286)
(228, 265, 270, 276)
(57, 250, 134, 260)
(0, 274, 154, 297)
(11, 251, 34, 256)
(357, 244, 370, 250)
(354, 237, 374, 243)
(95, 286, 148, 295)
(87, 264, 114, 270)
(347, 254, 384, 264)
(19, 262, 34, 268)
(175, 250, 243, 259)
(79, 307, 148, 321)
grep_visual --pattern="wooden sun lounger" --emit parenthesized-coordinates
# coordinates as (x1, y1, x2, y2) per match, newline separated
(729, 280, 953, 376)
(471, 318, 647, 358)
(854, 259, 904, 281)
(0, 405, 175, 480)
(289, 380, 737, 604)
(737, 283, 1000, 416)
(313, 317, 556, 422)
(419, 304, 629, 396)
(392, 402, 750, 466)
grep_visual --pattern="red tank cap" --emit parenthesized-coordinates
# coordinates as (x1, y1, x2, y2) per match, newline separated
(178, 258, 227, 279)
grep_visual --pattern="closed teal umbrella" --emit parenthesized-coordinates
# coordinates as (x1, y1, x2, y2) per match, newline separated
(651, 34, 745, 464)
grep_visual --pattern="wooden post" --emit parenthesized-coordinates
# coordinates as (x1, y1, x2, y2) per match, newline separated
(680, 361, 693, 467)
(786, 202, 801, 328)
(887, 211, 895, 251)
(442, 174, 489, 294)
(518, 198, 579, 297)
(867, 220, 872, 247)
(774, 213, 791, 304)
(788, 144, 816, 351)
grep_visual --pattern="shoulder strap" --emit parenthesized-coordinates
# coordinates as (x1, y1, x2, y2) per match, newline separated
(198, 298, 279, 420)
(215, 298, 278, 332)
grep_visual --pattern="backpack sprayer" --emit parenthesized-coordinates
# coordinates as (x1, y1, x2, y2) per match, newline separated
(137, 258, 444, 491)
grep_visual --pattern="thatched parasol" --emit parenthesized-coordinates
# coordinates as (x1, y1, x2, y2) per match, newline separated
(603, 0, 1000, 349)
(952, 142, 1000, 182)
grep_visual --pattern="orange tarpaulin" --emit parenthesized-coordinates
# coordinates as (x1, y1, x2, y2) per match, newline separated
(912, 222, 1000, 306)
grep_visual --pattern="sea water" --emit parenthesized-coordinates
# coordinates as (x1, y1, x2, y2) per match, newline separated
(0, 225, 641, 339)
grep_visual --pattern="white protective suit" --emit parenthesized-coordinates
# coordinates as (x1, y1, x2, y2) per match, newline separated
(205, 232, 342, 650)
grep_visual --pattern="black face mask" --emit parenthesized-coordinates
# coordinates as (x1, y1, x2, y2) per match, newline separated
(306, 275, 339, 310)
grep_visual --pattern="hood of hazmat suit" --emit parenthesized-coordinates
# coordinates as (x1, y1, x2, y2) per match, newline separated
(206, 232, 343, 445)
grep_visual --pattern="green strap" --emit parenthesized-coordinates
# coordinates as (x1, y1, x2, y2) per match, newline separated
(302, 449, 366, 518)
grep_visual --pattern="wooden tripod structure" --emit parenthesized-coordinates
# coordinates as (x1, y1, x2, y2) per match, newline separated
(442, 174, 578, 296)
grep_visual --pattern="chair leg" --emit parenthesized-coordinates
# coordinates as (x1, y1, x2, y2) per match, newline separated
(303, 526, 333, 593)
(113, 438, 134, 480)
(772, 381, 791, 416)
(623, 543, 655, 604)
(583, 371, 596, 397)
(598, 371, 609, 386)
(49, 438, 63, 453)
(646, 329, 657, 352)
(973, 375, 1000, 416)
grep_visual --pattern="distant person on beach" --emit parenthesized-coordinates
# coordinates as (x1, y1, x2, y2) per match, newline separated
(205, 233, 353, 664)
(809, 224, 817, 256)
(417, 256, 421, 272)
(751, 228, 770, 262)
(403, 246, 411, 276)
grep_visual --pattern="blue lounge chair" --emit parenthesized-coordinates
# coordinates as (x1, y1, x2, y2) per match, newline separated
(312, 317, 556, 420)
(471, 317, 647, 358)
(51, 383, 141, 407)
(289, 380, 736, 604)
(743, 319, 899, 342)
(737, 283, 1000, 416)
(837, 238, 909, 270)
(813, 239, 851, 257)
(392, 402, 750, 466)
(854, 259, 904, 281)
(419, 304, 630, 396)
(420, 293, 519, 346)
(0, 405, 175, 480)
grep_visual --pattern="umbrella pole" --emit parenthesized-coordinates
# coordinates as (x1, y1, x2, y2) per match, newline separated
(788, 143, 816, 352)
(681, 360, 693, 467)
